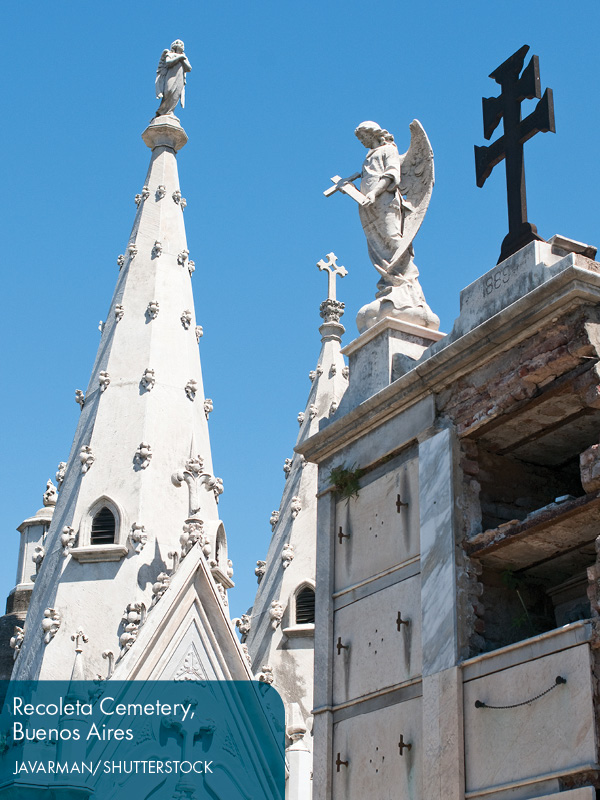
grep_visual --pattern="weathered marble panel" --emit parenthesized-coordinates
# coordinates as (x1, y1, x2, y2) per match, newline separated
(334, 458, 419, 592)
(332, 697, 422, 800)
(333, 575, 421, 704)
(463, 643, 596, 795)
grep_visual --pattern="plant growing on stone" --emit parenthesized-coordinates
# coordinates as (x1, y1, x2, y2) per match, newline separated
(328, 464, 366, 499)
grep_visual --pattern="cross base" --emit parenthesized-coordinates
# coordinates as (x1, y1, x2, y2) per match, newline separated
(498, 221, 545, 264)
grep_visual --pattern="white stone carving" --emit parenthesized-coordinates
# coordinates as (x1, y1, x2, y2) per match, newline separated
(185, 379, 197, 400)
(317, 252, 348, 304)
(297, 412, 305, 426)
(98, 320, 104, 333)
(270, 511, 279, 531)
(117, 254, 125, 268)
(151, 572, 171, 605)
(320, 298, 346, 324)
(10, 627, 24, 659)
(141, 368, 156, 391)
(61, 526, 77, 556)
(174, 647, 207, 682)
(180, 197, 187, 210)
(130, 522, 147, 553)
(329, 400, 339, 416)
(55, 462, 67, 488)
(115, 304, 124, 321)
(255, 560, 267, 583)
(187, 259, 195, 276)
(102, 650, 115, 680)
(281, 543, 295, 569)
(141, 185, 150, 202)
(43, 479, 58, 507)
(234, 614, 251, 642)
(119, 603, 145, 652)
(42, 608, 61, 644)
(75, 390, 85, 408)
(290, 496, 302, 518)
(216, 583, 228, 606)
(152, 240, 163, 257)
(128, 243, 138, 259)
(134, 193, 142, 207)
(147, 300, 160, 319)
(156, 184, 166, 199)
(258, 665, 274, 684)
(172, 189, 182, 203)
(206, 475, 224, 502)
(177, 249, 189, 266)
(330, 363, 337, 375)
(309, 370, 317, 382)
(195, 325, 203, 342)
(309, 404, 318, 419)
(180, 309, 192, 329)
(283, 458, 293, 478)
(227, 558, 234, 579)
(134, 442, 153, 470)
(342, 365, 350, 379)
(155, 40, 192, 117)
(180, 520, 211, 560)
(99, 371, 110, 392)
(203, 398, 213, 420)
(79, 445, 95, 474)
(71, 629, 88, 653)
(168, 550, 180, 573)
(32, 545, 45, 574)
(269, 600, 284, 630)
(241, 643, 252, 666)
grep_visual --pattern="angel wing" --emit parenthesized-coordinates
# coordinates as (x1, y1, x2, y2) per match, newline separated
(155, 49, 169, 99)
(397, 119, 435, 254)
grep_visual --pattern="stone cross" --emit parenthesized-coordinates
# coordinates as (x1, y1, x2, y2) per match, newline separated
(317, 253, 347, 302)
(474, 45, 555, 263)
(71, 629, 89, 653)
(324, 173, 368, 206)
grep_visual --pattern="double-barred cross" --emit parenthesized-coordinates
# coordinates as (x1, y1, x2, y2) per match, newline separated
(474, 45, 555, 264)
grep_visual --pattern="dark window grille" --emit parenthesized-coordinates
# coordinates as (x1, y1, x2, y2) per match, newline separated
(296, 587, 315, 625)
(91, 507, 116, 545)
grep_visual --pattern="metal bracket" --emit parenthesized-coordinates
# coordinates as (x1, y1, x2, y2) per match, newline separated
(338, 526, 350, 544)
(396, 494, 408, 512)
(396, 612, 410, 631)
(336, 753, 349, 772)
(398, 735, 412, 755)
(336, 637, 349, 655)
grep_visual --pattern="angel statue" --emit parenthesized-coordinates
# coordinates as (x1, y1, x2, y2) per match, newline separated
(155, 40, 192, 117)
(325, 120, 439, 334)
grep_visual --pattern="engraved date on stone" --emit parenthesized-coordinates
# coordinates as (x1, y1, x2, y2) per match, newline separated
(482, 263, 516, 297)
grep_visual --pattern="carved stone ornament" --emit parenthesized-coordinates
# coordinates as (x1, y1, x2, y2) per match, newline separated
(117, 254, 125, 268)
(206, 475, 224, 502)
(181, 309, 192, 330)
(141, 368, 156, 391)
(309, 370, 316, 382)
(180, 197, 187, 210)
(177, 249, 189, 266)
(32, 545, 45, 574)
(119, 603, 146, 653)
(134, 193, 142, 207)
(79, 445, 95, 474)
(61, 526, 77, 556)
(270, 511, 279, 531)
(151, 572, 171, 605)
(342, 365, 350, 379)
(188, 259, 195, 276)
(255, 560, 267, 583)
(281, 543, 295, 569)
(330, 363, 337, 376)
(147, 300, 160, 319)
(290, 496, 302, 518)
(42, 608, 61, 644)
(99, 371, 110, 392)
(172, 189, 182, 204)
(130, 522, 147, 553)
(141, 185, 150, 201)
(180, 520, 211, 561)
(10, 627, 24, 659)
(71, 629, 88, 653)
(55, 461, 67, 488)
(258, 664, 275, 684)
(269, 600, 284, 630)
(283, 458, 292, 478)
(227, 558, 234, 579)
(195, 325, 203, 342)
(156, 184, 166, 199)
(297, 412, 305, 426)
(329, 400, 339, 416)
(319, 298, 345, 323)
(234, 614, 251, 642)
(115, 304, 124, 321)
(102, 650, 115, 680)
(241, 643, 252, 665)
(204, 398, 213, 419)
(134, 442, 153, 470)
(98, 320, 105, 334)
(43, 479, 58, 507)
(185, 379, 197, 401)
(309, 404, 318, 419)
(152, 240, 163, 258)
(216, 583, 228, 607)
(75, 390, 85, 408)
(128, 243, 138, 259)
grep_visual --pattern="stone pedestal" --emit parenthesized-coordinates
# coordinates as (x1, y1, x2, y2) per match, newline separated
(339, 317, 445, 410)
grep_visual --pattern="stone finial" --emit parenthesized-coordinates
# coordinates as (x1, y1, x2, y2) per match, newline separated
(187, 259, 195, 276)
(317, 252, 347, 302)
(71, 629, 89, 652)
(152, 241, 163, 258)
(134, 442, 153, 470)
(99, 371, 110, 392)
(204, 398, 213, 419)
(281, 543, 295, 569)
(141, 368, 156, 391)
(75, 390, 85, 408)
(156, 184, 166, 199)
(117, 254, 125, 268)
(177, 249, 189, 266)
(185, 379, 198, 401)
(195, 325, 203, 343)
(147, 300, 160, 319)
(283, 458, 293, 478)
(79, 445, 95, 474)
(255, 560, 267, 584)
(43, 479, 58, 507)
(151, 572, 171, 605)
(290, 496, 302, 518)
(130, 522, 147, 553)
(115, 304, 124, 321)
(269, 600, 284, 630)
(10, 627, 24, 660)
(270, 511, 279, 531)
(61, 526, 77, 556)
(42, 608, 61, 644)
(181, 309, 192, 330)
(55, 461, 67, 488)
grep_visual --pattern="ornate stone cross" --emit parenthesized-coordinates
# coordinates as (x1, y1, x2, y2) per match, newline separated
(474, 45, 555, 263)
(317, 253, 347, 302)
(323, 173, 368, 206)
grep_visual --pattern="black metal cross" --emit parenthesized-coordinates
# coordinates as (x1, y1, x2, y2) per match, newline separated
(474, 45, 555, 264)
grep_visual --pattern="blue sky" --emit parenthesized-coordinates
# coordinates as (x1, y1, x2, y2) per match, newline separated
(2, 1, 599, 621)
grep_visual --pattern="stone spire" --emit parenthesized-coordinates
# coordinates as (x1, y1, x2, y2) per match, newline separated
(243, 254, 349, 800)
(12, 111, 230, 680)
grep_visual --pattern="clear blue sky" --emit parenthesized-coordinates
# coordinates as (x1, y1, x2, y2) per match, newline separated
(2, 1, 599, 621)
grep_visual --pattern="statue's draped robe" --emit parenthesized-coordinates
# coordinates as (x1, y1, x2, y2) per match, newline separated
(156, 57, 189, 117)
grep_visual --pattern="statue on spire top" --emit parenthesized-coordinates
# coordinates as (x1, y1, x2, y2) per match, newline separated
(155, 40, 192, 117)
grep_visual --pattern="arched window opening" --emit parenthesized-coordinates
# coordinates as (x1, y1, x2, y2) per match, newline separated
(296, 587, 315, 625)
(91, 507, 116, 545)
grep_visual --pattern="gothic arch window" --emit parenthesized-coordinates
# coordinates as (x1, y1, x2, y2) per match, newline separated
(295, 585, 315, 625)
(91, 506, 116, 545)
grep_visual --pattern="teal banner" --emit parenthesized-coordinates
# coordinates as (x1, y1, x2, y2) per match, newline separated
(0, 681, 284, 799)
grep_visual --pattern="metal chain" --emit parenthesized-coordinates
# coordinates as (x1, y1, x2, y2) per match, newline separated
(475, 675, 566, 710)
